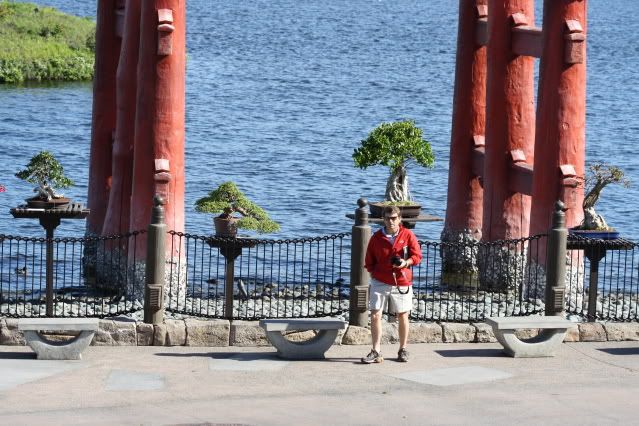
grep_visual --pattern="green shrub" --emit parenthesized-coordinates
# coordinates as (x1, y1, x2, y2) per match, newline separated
(0, 1, 95, 83)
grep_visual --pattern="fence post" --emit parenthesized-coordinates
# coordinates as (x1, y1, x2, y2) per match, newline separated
(349, 198, 371, 327)
(144, 195, 166, 324)
(545, 200, 567, 316)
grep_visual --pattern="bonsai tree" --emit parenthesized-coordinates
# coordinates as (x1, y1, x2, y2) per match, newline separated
(15, 151, 74, 201)
(578, 162, 630, 231)
(195, 181, 280, 234)
(353, 119, 434, 203)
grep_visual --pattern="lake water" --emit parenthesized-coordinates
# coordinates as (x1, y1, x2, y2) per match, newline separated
(1, 0, 638, 240)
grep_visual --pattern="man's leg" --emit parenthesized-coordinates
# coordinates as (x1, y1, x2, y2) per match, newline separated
(371, 309, 382, 352)
(397, 311, 409, 349)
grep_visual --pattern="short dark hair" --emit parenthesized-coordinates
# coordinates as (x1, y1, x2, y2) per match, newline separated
(383, 205, 401, 218)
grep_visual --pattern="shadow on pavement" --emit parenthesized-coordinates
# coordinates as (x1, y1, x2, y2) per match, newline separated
(597, 347, 639, 356)
(435, 348, 507, 358)
(0, 352, 36, 360)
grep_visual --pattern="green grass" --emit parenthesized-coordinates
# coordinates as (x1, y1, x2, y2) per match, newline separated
(0, 1, 95, 83)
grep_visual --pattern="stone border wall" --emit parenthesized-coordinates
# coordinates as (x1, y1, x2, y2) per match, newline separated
(1, 317, 638, 347)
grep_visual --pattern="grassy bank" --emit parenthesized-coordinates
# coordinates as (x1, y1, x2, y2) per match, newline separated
(0, 1, 95, 83)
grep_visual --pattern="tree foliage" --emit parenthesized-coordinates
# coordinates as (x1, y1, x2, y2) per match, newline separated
(353, 120, 434, 173)
(15, 150, 74, 189)
(195, 181, 280, 234)
(353, 120, 434, 202)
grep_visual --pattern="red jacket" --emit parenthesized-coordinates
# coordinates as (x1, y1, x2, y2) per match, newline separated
(364, 226, 422, 287)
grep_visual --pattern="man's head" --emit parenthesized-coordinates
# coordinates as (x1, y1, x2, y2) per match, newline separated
(383, 205, 402, 234)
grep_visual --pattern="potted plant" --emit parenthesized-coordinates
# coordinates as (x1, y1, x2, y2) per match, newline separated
(15, 151, 74, 208)
(353, 119, 434, 217)
(572, 162, 630, 238)
(195, 181, 280, 237)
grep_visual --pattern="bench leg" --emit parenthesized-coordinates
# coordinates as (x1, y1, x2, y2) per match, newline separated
(23, 330, 95, 360)
(265, 330, 339, 359)
(494, 329, 567, 358)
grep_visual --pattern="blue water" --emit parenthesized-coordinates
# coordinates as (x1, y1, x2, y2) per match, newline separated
(1, 0, 638, 240)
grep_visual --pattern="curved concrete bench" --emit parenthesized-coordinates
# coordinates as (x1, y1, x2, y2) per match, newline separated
(18, 318, 99, 360)
(259, 318, 347, 359)
(486, 316, 572, 358)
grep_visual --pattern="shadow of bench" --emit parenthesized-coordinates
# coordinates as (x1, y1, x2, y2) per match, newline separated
(486, 316, 572, 358)
(18, 318, 99, 360)
(259, 318, 347, 359)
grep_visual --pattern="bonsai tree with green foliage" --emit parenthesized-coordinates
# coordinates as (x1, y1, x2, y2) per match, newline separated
(578, 162, 630, 231)
(15, 150, 74, 200)
(195, 181, 280, 234)
(353, 119, 434, 203)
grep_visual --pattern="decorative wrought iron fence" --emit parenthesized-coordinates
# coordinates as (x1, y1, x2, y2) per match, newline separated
(164, 231, 351, 320)
(565, 235, 638, 321)
(3, 226, 639, 323)
(0, 231, 145, 318)
(409, 235, 547, 322)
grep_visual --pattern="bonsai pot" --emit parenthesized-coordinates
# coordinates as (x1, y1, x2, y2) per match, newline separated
(214, 215, 239, 237)
(369, 202, 421, 218)
(26, 197, 70, 209)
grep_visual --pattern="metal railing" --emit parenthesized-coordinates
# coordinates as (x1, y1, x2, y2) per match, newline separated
(163, 231, 351, 320)
(0, 231, 145, 318)
(566, 235, 639, 321)
(410, 235, 547, 322)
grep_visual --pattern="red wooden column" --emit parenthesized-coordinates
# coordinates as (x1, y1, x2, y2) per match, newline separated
(129, 0, 186, 263)
(102, 0, 142, 239)
(87, 0, 123, 236)
(529, 0, 587, 254)
(481, 0, 536, 242)
(442, 0, 487, 245)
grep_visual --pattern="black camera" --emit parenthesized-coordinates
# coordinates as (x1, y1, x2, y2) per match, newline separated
(391, 255, 403, 267)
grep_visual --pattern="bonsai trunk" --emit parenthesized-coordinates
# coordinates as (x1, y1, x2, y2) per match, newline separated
(385, 165, 409, 202)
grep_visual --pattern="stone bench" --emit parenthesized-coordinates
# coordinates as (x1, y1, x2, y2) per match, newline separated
(486, 316, 572, 358)
(18, 318, 99, 360)
(259, 318, 347, 359)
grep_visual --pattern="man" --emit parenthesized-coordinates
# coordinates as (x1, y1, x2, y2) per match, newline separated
(361, 206, 422, 363)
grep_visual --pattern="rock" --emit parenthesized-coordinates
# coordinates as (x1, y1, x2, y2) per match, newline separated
(442, 322, 476, 343)
(604, 322, 639, 341)
(0, 318, 25, 345)
(185, 318, 229, 346)
(563, 325, 580, 342)
(230, 320, 269, 346)
(380, 322, 399, 344)
(342, 325, 370, 345)
(408, 323, 443, 343)
(136, 323, 154, 346)
(578, 323, 607, 342)
(514, 328, 540, 340)
(93, 319, 136, 346)
(165, 319, 186, 346)
(473, 322, 497, 343)
(153, 323, 167, 346)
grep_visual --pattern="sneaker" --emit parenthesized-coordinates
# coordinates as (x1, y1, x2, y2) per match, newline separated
(397, 348, 409, 362)
(361, 349, 383, 364)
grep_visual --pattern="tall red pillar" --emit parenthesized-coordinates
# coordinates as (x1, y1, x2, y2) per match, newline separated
(482, 0, 536, 241)
(442, 0, 487, 245)
(87, 0, 123, 236)
(530, 0, 587, 249)
(129, 0, 186, 260)
(102, 0, 141, 239)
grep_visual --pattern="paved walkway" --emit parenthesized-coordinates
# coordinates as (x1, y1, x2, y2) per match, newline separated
(0, 341, 638, 425)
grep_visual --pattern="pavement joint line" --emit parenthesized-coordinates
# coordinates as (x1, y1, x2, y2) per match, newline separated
(565, 342, 638, 373)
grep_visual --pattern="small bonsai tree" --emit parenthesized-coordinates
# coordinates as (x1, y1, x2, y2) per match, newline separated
(579, 162, 630, 231)
(195, 181, 280, 234)
(15, 151, 74, 201)
(353, 119, 434, 203)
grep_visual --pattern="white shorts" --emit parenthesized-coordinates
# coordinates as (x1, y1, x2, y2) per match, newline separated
(369, 278, 413, 314)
